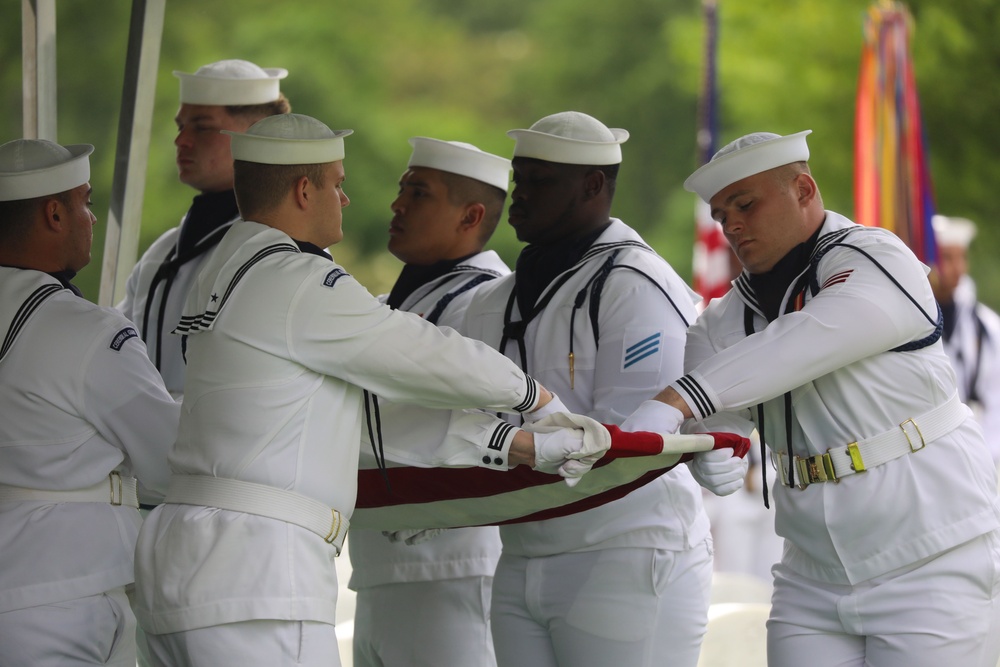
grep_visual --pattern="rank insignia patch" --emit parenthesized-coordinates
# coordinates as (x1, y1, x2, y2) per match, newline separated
(821, 270, 854, 290)
(323, 268, 348, 288)
(110, 326, 138, 351)
(622, 331, 661, 371)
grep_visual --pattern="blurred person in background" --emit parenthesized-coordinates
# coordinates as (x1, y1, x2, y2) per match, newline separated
(931, 214, 1000, 470)
(118, 58, 291, 397)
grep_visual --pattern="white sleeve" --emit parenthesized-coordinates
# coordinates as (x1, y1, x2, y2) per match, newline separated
(590, 268, 694, 425)
(361, 401, 518, 470)
(288, 270, 540, 414)
(79, 318, 179, 501)
(974, 304, 1000, 465)
(115, 259, 140, 320)
(674, 237, 937, 419)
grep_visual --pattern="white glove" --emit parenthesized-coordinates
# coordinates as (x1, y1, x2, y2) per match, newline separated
(688, 448, 749, 496)
(532, 428, 586, 475)
(555, 457, 600, 488)
(524, 393, 569, 424)
(383, 528, 445, 546)
(621, 400, 684, 434)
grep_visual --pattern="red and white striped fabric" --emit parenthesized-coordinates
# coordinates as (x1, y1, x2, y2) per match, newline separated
(693, 198, 734, 304)
(353, 426, 750, 531)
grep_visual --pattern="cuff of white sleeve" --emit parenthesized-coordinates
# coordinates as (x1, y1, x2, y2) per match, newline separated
(670, 371, 720, 421)
(514, 376, 542, 413)
(477, 421, 518, 470)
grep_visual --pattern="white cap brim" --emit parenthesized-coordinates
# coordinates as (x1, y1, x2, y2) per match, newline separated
(175, 67, 287, 105)
(507, 127, 629, 166)
(0, 143, 94, 201)
(684, 130, 812, 202)
(224, 114, 353, 165)
(932, 214, 977, 248)
(407, 137, 510, 191)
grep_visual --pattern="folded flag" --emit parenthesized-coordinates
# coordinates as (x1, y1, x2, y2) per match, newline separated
(353, 418, 750, 531)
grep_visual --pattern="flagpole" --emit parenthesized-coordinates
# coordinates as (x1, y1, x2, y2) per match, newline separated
(692, 0, 733, 303)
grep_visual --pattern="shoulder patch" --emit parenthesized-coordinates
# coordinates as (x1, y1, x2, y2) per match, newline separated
(323, 268, 349, 288)
(821, 269, 854, 290)
(110, 326, 139, 352)
(622, 330, 662, 371)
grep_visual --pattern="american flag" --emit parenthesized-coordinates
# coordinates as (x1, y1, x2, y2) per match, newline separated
(692, 0, 736, 303)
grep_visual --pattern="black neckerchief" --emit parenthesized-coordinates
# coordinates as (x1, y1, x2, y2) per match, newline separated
(514, 223, 610, 317)
(176, 190, 239, 257)
(746, 226, 822, 321)
(293, 239, 333, 261)
(48, 269, 83, 297)
(940, 299, 957, 342)
(386, 254, 474, 310)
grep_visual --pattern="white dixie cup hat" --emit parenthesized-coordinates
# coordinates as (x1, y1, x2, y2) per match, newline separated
(407, 137, 511, 191)
(932, 214, 977, 249)
(684, 130, 813, 203)
(224, 114, 353, 165)
(507, 111, 629, 166)
(174, 58, 288, 106)
(0, 138, 94, 201)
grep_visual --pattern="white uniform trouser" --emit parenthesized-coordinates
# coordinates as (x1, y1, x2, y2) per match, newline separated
(0, 586, 135, 667)
(353, 576, 496, 667)
(145, 619, 340, 667)
(491, 541, 713, 667)
(768, 529, 1000, 667)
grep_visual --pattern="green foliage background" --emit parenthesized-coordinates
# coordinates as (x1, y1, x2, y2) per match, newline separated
(1, 0, 998, 306)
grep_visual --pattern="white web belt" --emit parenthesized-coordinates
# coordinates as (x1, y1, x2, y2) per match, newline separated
(166, 474, 349, 554)
(776, 393, 967, 488)
(0, 472, 139, 508)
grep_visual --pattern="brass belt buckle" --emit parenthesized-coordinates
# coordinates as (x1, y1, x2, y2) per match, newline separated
(899, 418, 927, 453)
(795, 453, 838, 488)
(846, 442, 866, 472)
(324, 509, 343, 545)
(109, 471, 123, 506)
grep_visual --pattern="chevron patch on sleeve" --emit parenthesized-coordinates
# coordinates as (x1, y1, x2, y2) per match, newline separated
(622, 329, 662, 372)
(821, 269, 854, 290)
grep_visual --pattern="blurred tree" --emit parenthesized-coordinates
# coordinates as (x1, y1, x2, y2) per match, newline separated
(1, 0, 997, 306)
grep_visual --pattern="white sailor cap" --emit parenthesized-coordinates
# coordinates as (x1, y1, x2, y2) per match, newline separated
(0, 139, 94, 202)
(684, 130, 812, 203)
(507, 111, 629, 166)
(407, 137, 511, 191)
(932, 214, 977, 249)
(174, 59, 287, 106)
(224, 114, 352, 165)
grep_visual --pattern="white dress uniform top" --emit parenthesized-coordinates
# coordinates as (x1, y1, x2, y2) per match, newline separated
(117, 58, 287, 396)
(463, 219, 712, 667)
(118, 211, 237, 395)
(0, 268, 179, 612)
(133, 219, 541, 635)
(463, 219, 705, 558)
(680, 131, 1000, 667)
(350, 249, 507, 589)
(350, 249, 509, 667)
(673, 210, 1000, 585)
(0, 138, 178, 666)
(943, 275, 1000, 466)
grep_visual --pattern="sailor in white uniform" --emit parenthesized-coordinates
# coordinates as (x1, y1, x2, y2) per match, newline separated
(459, 112, 748, 667)
(0, 139, 178, 666)
(930, 214, 1000, 469)
(349, 137, 512, 667)
(117, 58, 291, 396)
(650, 130, 1000, 667)
(131, 114, 589, 667)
